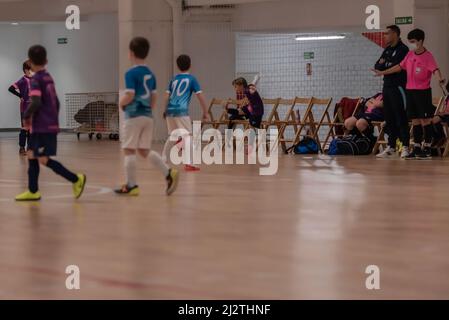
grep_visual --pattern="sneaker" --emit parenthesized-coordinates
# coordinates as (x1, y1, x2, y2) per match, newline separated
(166, 168, 179, 196)
(405, 147, 421, 160)
(19, 147, 27, 156)
(15, 190, 41, 202)
(73, 174, 87, 199)
(417, 147, 432, 160)
(114, 184, 139, 196)
(184, 164, 200, 172)
(400, 146, 410, 159)
(376, 146, 396, 158)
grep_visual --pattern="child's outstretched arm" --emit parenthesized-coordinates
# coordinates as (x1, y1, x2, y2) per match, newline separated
(8, 85, 21, 98)
(196, 92, 209, 120)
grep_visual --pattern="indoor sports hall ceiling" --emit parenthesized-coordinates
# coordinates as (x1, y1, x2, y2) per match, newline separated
(186, 0, 278, 4)
(0, 0, 116, 21)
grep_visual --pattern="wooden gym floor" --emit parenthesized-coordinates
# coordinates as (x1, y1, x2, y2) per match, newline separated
(0, 133, 448, 299)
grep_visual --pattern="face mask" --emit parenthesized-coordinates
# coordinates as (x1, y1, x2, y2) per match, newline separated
(408, 42, 418, 51)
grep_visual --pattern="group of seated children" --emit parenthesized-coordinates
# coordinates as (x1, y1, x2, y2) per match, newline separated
(344, 93, 384, 139)
(343, 82, 449, 154)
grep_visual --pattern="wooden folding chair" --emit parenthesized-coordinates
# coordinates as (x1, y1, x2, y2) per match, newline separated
(225, 98, 282, 151)
(322, 98, 363, 149)
(260, 98, 281, 129)
(275, 97, 312, 153)
(371, 121, 387, 154)
(440, 120, 449, 157)
(299, 97, 333, 151)
(431, 96, 448, 157)
(201, 98, 230, 130)
(258, 98, 281, 151)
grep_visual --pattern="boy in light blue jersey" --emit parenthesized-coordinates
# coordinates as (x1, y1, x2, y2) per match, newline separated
(115, 37, 179, 196)
(162, 54, 209, 172)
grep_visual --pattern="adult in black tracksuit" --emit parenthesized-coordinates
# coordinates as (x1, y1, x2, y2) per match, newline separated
(374, 25, 410, 158)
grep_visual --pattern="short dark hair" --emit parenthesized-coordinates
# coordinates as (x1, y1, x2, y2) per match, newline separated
(22, 60, 31, 73)
(176, 54, 191, 72)
(232, 77, 248, 88)
(129, 37, 150, 59)
(387, 25, 401, 37)
(28, 45, 47, 66)
(408, 28, 425, 42)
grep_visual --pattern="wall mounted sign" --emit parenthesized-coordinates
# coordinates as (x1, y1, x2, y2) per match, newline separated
(395, 16, 413, 25)
(304, 52, 315, 60)
(58, 37, 68, 44)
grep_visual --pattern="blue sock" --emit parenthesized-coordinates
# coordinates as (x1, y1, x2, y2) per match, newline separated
(46, 159, 78, 183)
(28, 159, 40, 193)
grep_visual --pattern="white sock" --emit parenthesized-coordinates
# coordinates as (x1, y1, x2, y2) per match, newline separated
(149, 151, 170, 177)
(162, 137, 176, 163)
(124, 155, 137, 187)
(183, 135, 193, 166)
(162, 135, 185, 164)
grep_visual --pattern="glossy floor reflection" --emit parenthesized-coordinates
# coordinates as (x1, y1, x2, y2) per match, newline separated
(0, 134, 448, 299)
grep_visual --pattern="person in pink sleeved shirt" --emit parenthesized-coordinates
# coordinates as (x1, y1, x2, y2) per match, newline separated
(374, 28, 446, 160)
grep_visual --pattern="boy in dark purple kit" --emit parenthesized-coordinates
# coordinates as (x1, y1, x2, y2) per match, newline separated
(8, 61, 33, 155)
(15, 45, 86, 201)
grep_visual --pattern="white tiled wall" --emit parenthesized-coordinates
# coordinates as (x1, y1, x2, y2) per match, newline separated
(236, 32, 384, 140)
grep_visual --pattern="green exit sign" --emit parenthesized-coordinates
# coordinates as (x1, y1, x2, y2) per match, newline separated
(304, 52, 315, 60)
(57, 37, 68, 44)
(395, 16, 413, 25)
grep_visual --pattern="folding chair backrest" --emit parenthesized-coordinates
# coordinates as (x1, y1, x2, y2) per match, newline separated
(276, 98, 297, 122)
(433, 96, 444, 114)
(207, 98, 228, 123)
(307, 97, 333, 143)
(262, 98, 281, 124)
(308, 97, 333, 125)
(291, 97, 313, 124)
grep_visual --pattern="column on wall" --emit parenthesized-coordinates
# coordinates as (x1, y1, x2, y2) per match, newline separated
(393, 0, 415, 35)
(118, 0, 174, 141)
(414, 0, 449, 95)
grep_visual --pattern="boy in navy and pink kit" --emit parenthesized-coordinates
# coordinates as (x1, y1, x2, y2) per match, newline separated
(8, 61, 33, 155)
(15, 45, 86, 201)
(375, 28, 446, 159)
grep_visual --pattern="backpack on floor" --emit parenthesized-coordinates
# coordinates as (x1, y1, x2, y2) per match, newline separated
(328, 135, 373, 156)
(287, 136, 319, 155)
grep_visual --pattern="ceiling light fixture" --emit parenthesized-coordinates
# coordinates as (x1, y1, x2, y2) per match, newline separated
(295, 35, 346, 41)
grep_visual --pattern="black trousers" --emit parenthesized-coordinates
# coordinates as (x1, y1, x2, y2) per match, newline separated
(382, 86, 410, 148)
(227, 108, 247, 129)
(227, 108, 262, 130)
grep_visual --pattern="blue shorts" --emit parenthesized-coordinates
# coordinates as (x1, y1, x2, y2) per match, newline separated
(28, 133, 57, 157)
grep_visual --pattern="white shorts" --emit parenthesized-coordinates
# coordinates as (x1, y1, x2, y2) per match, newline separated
(166, 116, 192, 135)
(121, 116, 153, 150)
